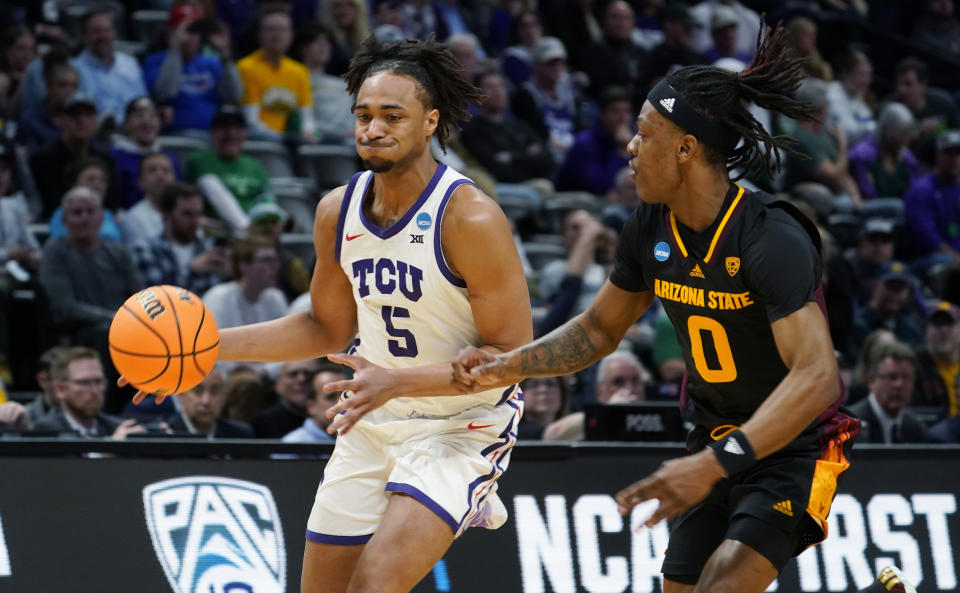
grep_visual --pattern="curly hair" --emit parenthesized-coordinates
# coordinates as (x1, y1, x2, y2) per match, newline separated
(664, 21, 820, 180)
(344, 35, 484, 151)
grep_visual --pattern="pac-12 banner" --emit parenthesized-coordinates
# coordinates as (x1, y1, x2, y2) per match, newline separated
(0, 445, 956, 592)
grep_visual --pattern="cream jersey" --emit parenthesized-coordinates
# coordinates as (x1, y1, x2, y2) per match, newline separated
(335, 163, 517, 417)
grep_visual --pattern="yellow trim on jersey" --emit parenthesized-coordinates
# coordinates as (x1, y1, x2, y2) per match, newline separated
(704, 184, 745, 263)
(668, 184, 745, 264)
(669, 212, 689, 258)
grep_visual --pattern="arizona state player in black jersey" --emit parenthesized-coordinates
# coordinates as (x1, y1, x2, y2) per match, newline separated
(455, 23, 915, 593)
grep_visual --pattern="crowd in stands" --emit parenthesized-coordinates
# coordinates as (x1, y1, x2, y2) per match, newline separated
(2, 0, 960, 447)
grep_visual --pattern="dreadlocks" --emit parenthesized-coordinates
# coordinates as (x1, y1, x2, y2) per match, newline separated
(343, 35, 485, 151)
(664, 21, 819, 180)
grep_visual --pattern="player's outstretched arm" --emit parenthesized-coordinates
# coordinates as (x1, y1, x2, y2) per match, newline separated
(218, 187, 358, 362)
(460, 279, 654, 387)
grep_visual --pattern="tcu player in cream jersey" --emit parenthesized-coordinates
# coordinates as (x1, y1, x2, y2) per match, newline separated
(148, 36, 535, 593)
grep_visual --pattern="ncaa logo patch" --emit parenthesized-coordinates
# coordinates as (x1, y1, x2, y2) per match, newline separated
(416, 212, 432, 231)
(143, 476, 286, 593)
(654, 241, 671, 262)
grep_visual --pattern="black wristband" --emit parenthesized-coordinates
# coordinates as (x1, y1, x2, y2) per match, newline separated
(708, 429, 756, 477)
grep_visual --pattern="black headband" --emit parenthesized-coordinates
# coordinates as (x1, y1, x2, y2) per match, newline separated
(647, 80, 741, 154)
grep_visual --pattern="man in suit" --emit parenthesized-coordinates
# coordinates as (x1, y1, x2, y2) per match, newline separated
(848, 341, 929, 443)
(167, 366, 253, 439)
(34, 346, 146, 439)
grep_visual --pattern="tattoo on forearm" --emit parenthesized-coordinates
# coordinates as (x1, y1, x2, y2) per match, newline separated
(519, 321, 599, 375)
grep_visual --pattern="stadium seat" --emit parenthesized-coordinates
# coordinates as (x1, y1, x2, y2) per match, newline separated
(131, 10, 168, 43)
(522, 242, 568, 271)
(156, 135, 207, 167)
(273, 183, 318, 234)
(860, 197, 905, 221)
(542, 192, 602, 234)
(298, 144, 359, 191)
(826, 213, 862, 249)
(61, 1, 127, 41)
(496, 193, 538, 222)
(242, 140, 296, 179)
(279, 233, 316, 268)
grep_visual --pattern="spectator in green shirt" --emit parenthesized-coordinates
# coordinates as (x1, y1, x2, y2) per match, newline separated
(185, 105, 272, 231)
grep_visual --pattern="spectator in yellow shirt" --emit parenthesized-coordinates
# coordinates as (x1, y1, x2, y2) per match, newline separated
(236, 9, 315, 141)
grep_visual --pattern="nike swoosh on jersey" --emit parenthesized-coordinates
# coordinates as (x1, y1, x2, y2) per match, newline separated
(467, 422, 495, 429)
(345, 233, 364, 241)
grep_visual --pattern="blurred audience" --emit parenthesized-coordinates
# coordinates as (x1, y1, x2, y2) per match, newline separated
(554, 86, 632, 195)
(785, 16, 833, 81)
(133, 182, 229, 296)
(542, 350, 648, 441)
(110, 97, 183, 209)
(186, 105, 272, 230)
(516, 376, 569, 440)
(24, 346, 64, 426)
(252, 359, 317, 438)
(203, 236, 287, 330)
(292, 23, 354, 145)
(461, 69, 555, 184)
(71, 10, 148, 126)
(119, 152, 176, 245)
(237, 9, 314, 140)
(848, 341, 930, 444)
(690, 0, 760, 58)
(848, 102, 918, 200)
(890, 57, 959, 167)
(15, 56, 79, 151)
(912, 302, 960, 420)
(143, 4, 242, 135)
(33, 346, 147, 439)
(511, 36, 580, 162)
(168, 366, 254, 438)
(282, 360, 351, 443)
(851, 261, 926, 353)
(29, 92, 115, 218)
(903, 130, 960, 266)
(827, 48, 875, 145)
(0, 25, 36, 120)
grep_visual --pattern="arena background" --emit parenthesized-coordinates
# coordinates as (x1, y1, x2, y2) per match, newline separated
(0, 442, 957, 593)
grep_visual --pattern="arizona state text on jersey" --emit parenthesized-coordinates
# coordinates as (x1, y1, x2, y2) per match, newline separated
(611, 184, 842, 429)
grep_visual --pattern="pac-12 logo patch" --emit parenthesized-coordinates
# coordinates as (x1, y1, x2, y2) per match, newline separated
(416, 212, 432, 230)
(143, 476, 286, 593)
(726, 256, 740, 277)
(654, 241, 671, 262)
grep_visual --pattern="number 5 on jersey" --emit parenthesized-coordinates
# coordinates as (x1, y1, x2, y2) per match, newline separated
(382, 306, 418, 357)
(688, 315, 737, 382)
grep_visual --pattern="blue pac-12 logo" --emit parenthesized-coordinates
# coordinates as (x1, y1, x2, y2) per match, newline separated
(142, 476, 286, 593)
(654, 241, 671, 262)
(416, 212, 432, 231)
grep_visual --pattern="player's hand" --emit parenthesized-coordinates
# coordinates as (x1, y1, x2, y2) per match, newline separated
(614, 450, 725, 528)
(322, 353, 395, 435)
(0, 402, 31, 430)
(456, 346, 518, 387)
(121, 377, 173, 406)
(111, 418, 148, 441)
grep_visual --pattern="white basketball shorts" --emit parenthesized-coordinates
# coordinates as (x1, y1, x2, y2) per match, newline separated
(305, 386, 522, 544)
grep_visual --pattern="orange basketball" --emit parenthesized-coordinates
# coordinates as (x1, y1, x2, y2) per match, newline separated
(109, 285, 220, 397)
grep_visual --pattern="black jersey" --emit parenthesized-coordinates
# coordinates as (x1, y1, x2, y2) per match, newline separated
(611, 184, 836, 428)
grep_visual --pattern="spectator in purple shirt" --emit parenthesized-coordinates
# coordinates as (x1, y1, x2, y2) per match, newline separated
(553, 86, 633, 196)
(904, 129, 960, 266)
(849, 102, 920, 200)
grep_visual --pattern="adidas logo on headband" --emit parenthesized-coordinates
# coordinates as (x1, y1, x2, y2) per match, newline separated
(659, 97, 675, 113)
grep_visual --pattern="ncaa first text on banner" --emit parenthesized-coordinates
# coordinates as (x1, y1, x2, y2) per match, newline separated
(0, 443, 956, 593)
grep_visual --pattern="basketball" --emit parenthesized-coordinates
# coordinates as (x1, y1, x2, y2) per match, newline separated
(108, 285, 220, 397)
